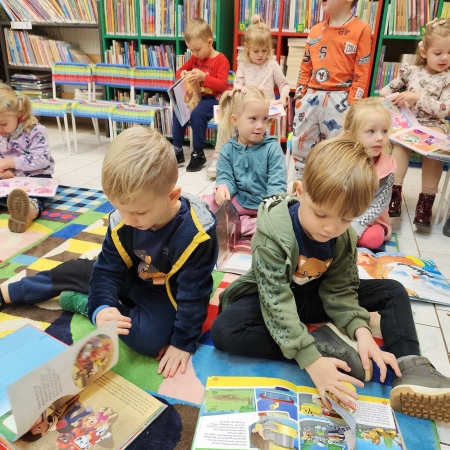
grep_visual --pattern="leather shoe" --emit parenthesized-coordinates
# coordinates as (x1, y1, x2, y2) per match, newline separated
(389, 185, 402, 217)
(444, 216, 450, 237)
(413, 193, 435, 227)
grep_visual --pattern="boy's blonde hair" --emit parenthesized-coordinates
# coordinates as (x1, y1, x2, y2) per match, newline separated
(185, 18, 213, 43)
(303, 137, 378, 219)
(0, 85, 37, 132)
(243, 15, 273, 63)
(102, 127, 178, 203)
(343, 97, 392, 150)
(415, 18, 450, 66)
(218, 86, 270, 136)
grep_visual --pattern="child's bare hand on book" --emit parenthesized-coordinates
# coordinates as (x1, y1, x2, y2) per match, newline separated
(96, 307, 132, 335)
(188, 69, 206, 83)
(215, 185, 230, 206)
(180, 70, 188, 78)
(390, 92, 420, 108)
(156, 345, 191, 378)
(355, 327, 402, 382)
(273, 96, 288, 107)
(305, 356, 363, 410)
(0, 169, 15, 179)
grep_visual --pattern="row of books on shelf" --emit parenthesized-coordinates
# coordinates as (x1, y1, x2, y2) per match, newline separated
(441, 1, 450, 18)
(238, 0, 379, 33)
(104, 40, 139, 66)
(10, 73, 59, 99)
(0, 0, 98, 23)
(103, 0, 217, 37)
(4, 29, 93, 68)
(374, 49, 415, 93)
(140, 44, 175, 70)
(175, 50, 192, 70)
(285, 37, 306, 87)
(383, 0, 440, 35)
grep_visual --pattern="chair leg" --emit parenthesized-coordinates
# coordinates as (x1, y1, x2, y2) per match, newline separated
(71, 114, 78, 155)
(92, 118, 101, 143)
(434, 169, 450, 225)
(189, 126, 193, 152)
(63, 114, 72, 155)
(56, 117, 64, 142)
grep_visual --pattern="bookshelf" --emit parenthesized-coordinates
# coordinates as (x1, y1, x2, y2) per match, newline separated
(369, 0, 447, 96)
(232, 0, 384, 98)
(98, 0, 235, 104)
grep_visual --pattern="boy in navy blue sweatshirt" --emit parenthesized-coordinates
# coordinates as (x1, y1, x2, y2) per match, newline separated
(0, 127, 218, 377)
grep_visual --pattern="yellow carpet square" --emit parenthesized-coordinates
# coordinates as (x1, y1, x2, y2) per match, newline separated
(28, 258, 61, 271)
(66, 238, 102, 254)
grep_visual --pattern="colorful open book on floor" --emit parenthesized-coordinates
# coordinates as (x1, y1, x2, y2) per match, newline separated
(357, 248, 450, 306)
(191, 376, 404, 450)
(0, 178, 59, 198)
(215, 200, 252, 275)
(0, 323, 166, 449)
(167, 75, 201, 126)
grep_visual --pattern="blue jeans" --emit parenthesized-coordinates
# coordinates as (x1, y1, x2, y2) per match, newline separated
(172, 95, 218, 153)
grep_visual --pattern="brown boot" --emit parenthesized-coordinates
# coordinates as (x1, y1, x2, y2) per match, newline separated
(389, 185, 402, 217)
(7, 189, 39, 233)
(413, 193, 435, 228)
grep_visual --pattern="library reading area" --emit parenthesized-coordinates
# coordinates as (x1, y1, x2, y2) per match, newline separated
(1, 1, 450, 450)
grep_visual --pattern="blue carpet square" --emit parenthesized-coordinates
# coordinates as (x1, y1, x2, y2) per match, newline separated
(10, 254, 39, 266)
(51, 224, 87, 239)
(94, 201, 113, 213)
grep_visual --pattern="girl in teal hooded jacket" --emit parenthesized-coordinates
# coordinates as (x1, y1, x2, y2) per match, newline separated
(202, 86, 287, 235)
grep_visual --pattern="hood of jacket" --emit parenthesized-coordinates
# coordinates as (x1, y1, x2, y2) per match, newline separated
(228, 133, 280, 153)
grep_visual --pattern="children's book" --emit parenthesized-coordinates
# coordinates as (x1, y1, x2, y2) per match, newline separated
(213, 103, 286, 124)
(0, 178, 59, 198)
(191, 376, 405, 450)
(0, 323, 166, 449)
(382, 97, 419, 133)
(215, 200, 253, 275)
(167, 74, 201, 126)
(357, 248, 450, 306)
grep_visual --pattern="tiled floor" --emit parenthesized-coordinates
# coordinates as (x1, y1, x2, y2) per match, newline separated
(46, 120, 450, 446)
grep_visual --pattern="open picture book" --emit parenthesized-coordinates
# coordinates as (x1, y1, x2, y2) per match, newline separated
(0, 178, 59, 198)
(0, 323, 166, 450)
(167, 74, 201, 126)
(357, 248, 450, 306)
(383, 96, 450, 161)
(191, 376, 404, 450)
(215, 200, 252, 275)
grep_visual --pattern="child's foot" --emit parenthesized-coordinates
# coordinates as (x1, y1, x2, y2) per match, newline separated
(310, 323, 372, 382)
(206, 152, 219, 178)
(175, 147, 185, 164)
(7, 189, 39, 233)
(390, 356, 450, 422)
(186, 152, 206, 172)
(58, 291, 88, 317)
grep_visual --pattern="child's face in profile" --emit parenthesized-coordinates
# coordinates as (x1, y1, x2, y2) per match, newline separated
(186, 37, 214, 60)
(355, 113, 390, 158)
(109, 187, 180, 231)
(295, 182, 353, 242)
(0, 113, 19, 135)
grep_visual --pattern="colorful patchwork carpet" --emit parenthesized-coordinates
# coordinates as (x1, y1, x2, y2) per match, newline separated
(0, 203, 440, 450)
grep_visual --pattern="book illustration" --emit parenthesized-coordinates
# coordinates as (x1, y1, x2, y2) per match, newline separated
(357, 249, 450, 306)
(0, 177, 59, 198)
(382, 96, 419, 132)
(167, 75, 201, 126)
(192, 376, 403, 450)
(215, 200, 252, 275)
(0, 323, 166, 449)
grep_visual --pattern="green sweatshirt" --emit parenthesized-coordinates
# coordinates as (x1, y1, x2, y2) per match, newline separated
(219, 194, 371, 370)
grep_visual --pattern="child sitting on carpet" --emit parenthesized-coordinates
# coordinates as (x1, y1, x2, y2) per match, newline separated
(202, 86, 287, 236)
(343, 97, 397, 250)
(211, 137, 450, 420)
(0, 85, 55, 233)
(0, 126, 218, 378)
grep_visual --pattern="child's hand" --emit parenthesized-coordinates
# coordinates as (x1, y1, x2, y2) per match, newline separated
(273, 96, 288, 107)
(305, 356, 363, 410)
(96, 307, 132, 335)
(355, 327, 402, 382)
(215, 185, 230, 205)
(180, 70, 188, 78)
(0, 158, 14, 172)
(390, 91, 420, 108)
(0, 169, 15, 179)
(188, 69, 206, 83)
(156, 344, 192, 377)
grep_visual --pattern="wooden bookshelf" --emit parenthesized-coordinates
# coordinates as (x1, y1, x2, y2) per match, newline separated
(369, 0, 447, 96)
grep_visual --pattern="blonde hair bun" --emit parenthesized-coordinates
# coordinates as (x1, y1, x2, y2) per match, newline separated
(251, 14, 262, 24)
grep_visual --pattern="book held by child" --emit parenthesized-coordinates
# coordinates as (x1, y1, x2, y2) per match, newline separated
(167, 75, 201, 126)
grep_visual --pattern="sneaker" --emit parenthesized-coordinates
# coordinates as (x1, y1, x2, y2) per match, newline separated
(206, 153, 219, 178)
(175, 147, 185, 164)
(186, 152, 207, 172)
(310, 323, 372, 382)
(7, 189, 39, 233)
(390, 356, 450, 421)
(58, 290, 88, 317)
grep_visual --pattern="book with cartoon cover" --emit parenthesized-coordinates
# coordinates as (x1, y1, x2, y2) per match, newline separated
(357, 248, 450, 306)
(215, 200, 252, 275)
(191, 376, 405, 450)
(167, 74, 201, 126)
(0, 323, 166, 449)
(0, 177, 59, 198)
